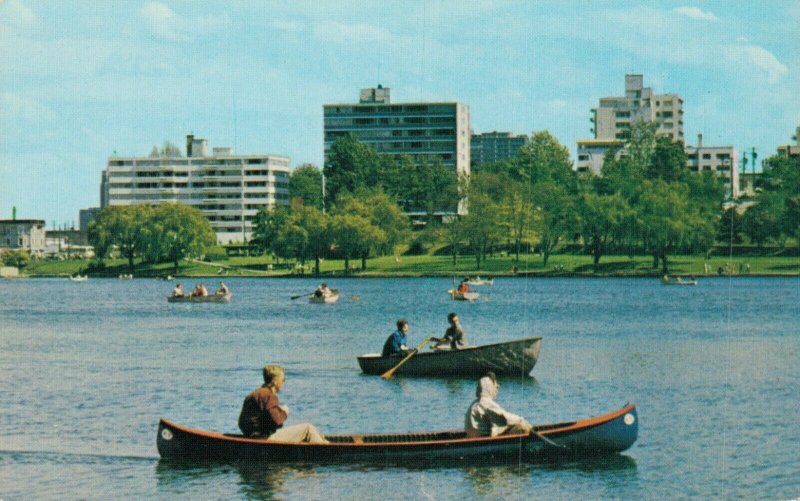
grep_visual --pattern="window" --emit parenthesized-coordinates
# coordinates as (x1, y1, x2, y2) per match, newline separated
(702, 153, 711, 159)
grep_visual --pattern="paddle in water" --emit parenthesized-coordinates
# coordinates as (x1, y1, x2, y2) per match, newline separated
(381, 336, 433, 379)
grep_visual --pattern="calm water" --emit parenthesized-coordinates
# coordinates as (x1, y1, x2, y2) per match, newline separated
(1, 276, 798, 500)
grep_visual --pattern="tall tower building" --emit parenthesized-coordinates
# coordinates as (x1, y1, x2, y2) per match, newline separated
(323, 85, 471, 193)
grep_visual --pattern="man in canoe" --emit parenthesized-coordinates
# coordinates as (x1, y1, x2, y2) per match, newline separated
(381, 319, 410, 357)
(216, 281, 229, 295)
(172, 283, 184, 297)
(465, 372, 532, 438)
(432, 312, 467, 350)
(238, 365, 328, 443)
(313, 282, 332, 298)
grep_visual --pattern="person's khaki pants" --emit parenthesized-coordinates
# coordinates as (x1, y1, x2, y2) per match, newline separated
(269, 423, 328, 443)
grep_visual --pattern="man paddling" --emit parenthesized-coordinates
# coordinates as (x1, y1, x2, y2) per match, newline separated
(465, 372, 532, 438)
(432, 312, 467, 350)
(382, 319, 410, 357)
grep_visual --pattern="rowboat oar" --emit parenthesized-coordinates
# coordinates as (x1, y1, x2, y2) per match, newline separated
(290, 292, 314, 300)
(381, 336, 433, 379)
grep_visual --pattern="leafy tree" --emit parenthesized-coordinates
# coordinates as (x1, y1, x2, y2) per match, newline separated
(3, 249, 30, 268)
(717, 207, 744, 244)
(88, 205, 154, 270)
(289, 164, 323, 210)
(148, 204, 216, 271)
(461, 173, 503, 269)
(323, 134, 380, 207)
(160, 142, 182, 158)
(531, 181, 576, 266)
(513, 131, 575, 187)
(741, 195, 781, 248)
(330, 213, 384, 273)
(292, 206, 330, 275)
(408, 158, 459, 218)
(577, 192, 631, 271)
(250, 206, 291, 255)
(782, 196, 800, 244)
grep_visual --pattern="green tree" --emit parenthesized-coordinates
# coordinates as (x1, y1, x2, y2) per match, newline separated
(160, 142, 182, 158)
(3, 249, 30, 268)
(323, 134, 380, 207)
(88, 205, 154, 270)
(531, 182, 577, 266)
(289, 164, 323, 210)
(741, 196, 781, 248)
(461, 173, 502, 269)
(250, 206, 291, 255)
(330, 213, 384, 273)
(578, 192, 631, 271)
(292, 206, 330, 275)
(148, 204, 216, 271)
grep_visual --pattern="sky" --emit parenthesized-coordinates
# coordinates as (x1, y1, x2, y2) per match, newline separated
(1, 0, 798, 227)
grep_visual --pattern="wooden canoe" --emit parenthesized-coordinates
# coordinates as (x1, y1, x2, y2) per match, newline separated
(157, 403, 638, 463)
(167, 292, 232, 303)
(358, 337, 541, 376)
(309, 289, 340, 304)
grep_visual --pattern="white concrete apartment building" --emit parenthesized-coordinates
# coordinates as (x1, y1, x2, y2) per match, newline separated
(578, 74, 684, 175)
(323, 86, 471, 207)
(0, 219, 46, 255)
(102, 135, 291, 244)
(685, 134, 739, 198)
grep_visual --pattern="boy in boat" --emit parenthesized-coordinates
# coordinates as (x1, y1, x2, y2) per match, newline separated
(382, 319, 410, 357)
(172, 283, 184, 297)
(216, 281, 229, 295)
(457, 279, 470, 294)
(432, 312, 467, 350)
(465, 372, 532, 438)
(238, 365, 328, 443)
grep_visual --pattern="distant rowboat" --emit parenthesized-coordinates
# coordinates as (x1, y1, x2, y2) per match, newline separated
(467, 277, 494, 286)
(358, 337, 541, 377)
(156, 403, 638, 463)
(447, 289, 480, 301)
(167, 292, 232, 303)
(309, 289, 340, 304)
(69, 275, 88, 282)
(660, 275, 697, 286)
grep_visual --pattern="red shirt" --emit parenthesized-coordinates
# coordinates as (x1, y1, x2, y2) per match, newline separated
(238, 385, 287, 437)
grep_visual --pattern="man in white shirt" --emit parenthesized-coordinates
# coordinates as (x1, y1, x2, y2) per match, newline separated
(465, 372, 533, 437)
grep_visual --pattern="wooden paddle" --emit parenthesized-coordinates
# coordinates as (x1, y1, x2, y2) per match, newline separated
(290, 292, 313, 300)
(381, 336, 433, 379)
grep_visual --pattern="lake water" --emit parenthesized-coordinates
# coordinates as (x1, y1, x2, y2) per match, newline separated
(1, 276, 798, 500)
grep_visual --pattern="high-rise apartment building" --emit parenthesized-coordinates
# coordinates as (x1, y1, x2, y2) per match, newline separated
(471, 131, 528, 166)
(102, 134, 291, 244)
(685, 135, 739, 198)
(578, 74, 684, 174)
(323, 85, 471, 182)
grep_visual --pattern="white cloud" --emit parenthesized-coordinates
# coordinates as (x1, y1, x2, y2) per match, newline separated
(140, 2, 181, 40)
(312, 21, 394, 44)
(0, 92, 53, 122)
(0, 0, 37, 27)
(724, 44, 788, 84)
(673, 6, 719, 22)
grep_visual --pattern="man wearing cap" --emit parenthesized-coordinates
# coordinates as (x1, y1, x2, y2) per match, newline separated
(465, 372, 532, 437)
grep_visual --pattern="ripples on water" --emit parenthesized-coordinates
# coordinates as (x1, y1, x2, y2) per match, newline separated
(1, 277, 799, 499)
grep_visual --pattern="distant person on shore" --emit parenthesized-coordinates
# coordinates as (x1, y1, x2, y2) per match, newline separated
(238, 365, 328, 443)
(173, 283, 184, 297)
(433, 312, 467, 350)
(382, 319, 410, 357)
(216, 281, 229, 295)
(465, 372, 532, 438)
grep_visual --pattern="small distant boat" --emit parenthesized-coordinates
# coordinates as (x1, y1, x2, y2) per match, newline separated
(467, 277, 494, 286)
(69, 275, 88, 282)
(309, 289, 340, 304)
(358, 337, 541, 377)
(118, 274, 133, 280)
(167, 292, 232, 303)
(660, 275, 697, 286)
(448, 289, 480, 301)
(156, 403, 638, 463)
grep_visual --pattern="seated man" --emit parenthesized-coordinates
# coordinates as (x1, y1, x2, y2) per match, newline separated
(172, 283, 184, 297)
(465, 372, 532, 438)
(238, 365, 328, 443)
(457, 279, 470, 294)
(381, 319, 410, 357)
(216, 281, 229, 295)
(432, 312, 467, 350)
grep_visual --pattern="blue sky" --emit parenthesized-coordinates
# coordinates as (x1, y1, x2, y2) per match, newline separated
(1, 0, 798, 227)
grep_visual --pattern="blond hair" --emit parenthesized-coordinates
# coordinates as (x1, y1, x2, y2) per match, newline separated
(262, 364, 285, 389)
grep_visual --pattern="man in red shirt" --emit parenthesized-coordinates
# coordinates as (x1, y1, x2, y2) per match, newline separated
(238, 365, 328, 443)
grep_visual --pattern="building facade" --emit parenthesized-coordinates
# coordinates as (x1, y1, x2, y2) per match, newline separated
(471, 131, 528, 166)
(79, 208, 101, 233)
(102, 135, 291, 244)
(685, 135, 739, 198)
(592, 74, 684, 142)
(0, 219, 46, 255)
(323, 85, 471, 183)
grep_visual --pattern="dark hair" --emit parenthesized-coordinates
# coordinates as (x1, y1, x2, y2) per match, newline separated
(484, 371, 497, 383)
(447, 312, 458, 322)
(396, 319, 408, 330)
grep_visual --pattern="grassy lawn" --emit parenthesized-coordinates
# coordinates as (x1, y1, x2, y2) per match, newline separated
(19, 252, 799, 278)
